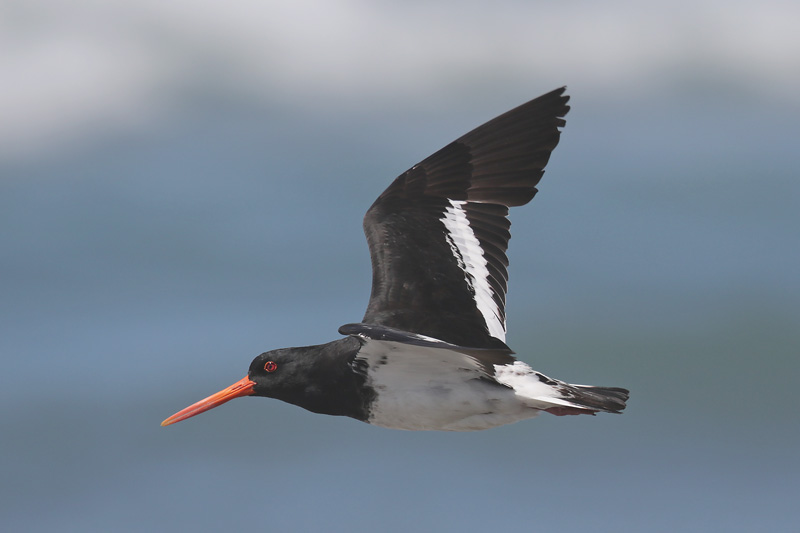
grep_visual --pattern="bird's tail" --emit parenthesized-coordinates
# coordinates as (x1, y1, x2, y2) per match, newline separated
(495, 363, 628, 416)
(540, 381, 629, 416)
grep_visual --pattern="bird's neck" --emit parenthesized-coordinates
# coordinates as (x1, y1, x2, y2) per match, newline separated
(283, 338, 376, 421)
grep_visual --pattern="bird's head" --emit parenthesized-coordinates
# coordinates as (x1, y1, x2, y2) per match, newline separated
(160, 349, 304, 426)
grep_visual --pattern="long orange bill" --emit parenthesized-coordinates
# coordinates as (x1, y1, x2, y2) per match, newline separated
(161, 375, 256, 426)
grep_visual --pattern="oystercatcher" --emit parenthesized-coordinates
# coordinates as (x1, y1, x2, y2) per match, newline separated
(162, 87, 629, 431)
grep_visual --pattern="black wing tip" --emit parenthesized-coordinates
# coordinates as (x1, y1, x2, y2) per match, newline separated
(456, 87, 568, 206)
(548, 85, 570, 108)
(372, 86, 570, 207)
(521, 85, 570, 115)
(532, 86, 570, 129)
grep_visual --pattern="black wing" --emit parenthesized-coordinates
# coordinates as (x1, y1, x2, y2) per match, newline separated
(361, 87, 569, 349)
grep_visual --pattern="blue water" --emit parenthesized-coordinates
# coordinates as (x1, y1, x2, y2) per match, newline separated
(2, 93, 799, 531)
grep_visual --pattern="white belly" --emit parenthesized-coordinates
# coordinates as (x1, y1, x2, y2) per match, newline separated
(367, 379, 540, 431)
(358, 340, 540, 431)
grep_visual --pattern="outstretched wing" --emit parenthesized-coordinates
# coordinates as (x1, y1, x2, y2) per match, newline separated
(361, 87, 569, 349)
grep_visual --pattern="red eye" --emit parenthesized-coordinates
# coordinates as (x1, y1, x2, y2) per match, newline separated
(264, 361, 278, 373)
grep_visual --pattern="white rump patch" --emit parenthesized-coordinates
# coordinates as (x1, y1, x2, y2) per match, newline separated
(441, 199, 506, 341)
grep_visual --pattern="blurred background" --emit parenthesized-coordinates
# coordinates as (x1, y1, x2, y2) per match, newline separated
(2, 1, 798, 531)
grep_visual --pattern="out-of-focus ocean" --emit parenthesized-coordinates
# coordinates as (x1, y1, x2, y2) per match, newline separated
(2, 2, 798, 531)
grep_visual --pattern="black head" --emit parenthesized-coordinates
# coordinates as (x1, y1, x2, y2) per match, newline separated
(245, 347, 318, 403)
(246, 340, 373, 418)
(161, 337, 371, 426)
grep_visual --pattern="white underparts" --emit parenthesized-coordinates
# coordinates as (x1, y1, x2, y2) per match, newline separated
(359, 339, 535, 430)
(441, 199, 506, 341)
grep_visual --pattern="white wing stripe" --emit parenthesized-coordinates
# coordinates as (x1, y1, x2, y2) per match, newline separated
(441, 199, 506, 341)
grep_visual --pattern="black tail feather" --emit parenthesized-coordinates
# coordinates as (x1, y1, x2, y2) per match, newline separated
(571, 385, 629, 413)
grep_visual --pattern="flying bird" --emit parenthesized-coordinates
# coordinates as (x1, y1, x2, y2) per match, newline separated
(162, 87, 629, 431)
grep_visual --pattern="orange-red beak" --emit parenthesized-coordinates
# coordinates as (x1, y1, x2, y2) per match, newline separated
(161, 375, 256, 426)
